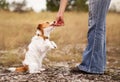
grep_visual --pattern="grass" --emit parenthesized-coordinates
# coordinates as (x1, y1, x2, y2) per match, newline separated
(0, 11, 120, 66)
(0, 53, 22, 66)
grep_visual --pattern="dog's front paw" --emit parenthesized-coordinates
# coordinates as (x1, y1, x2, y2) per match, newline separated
(50, 41, 57, 49)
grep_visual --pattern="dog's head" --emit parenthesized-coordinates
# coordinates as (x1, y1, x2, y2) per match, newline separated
(36, 21, 55, 39)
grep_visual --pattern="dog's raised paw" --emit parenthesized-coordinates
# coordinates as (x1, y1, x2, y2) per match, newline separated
(51, 41, 57, 49)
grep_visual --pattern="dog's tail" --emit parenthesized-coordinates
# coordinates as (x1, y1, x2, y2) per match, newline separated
(8, 66, 28, 72)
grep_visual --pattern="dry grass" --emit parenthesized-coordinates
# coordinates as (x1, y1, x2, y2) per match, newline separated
(0, 11, 119, 49)
(0, 53, 22, 66)
(0, 11, 120, 66)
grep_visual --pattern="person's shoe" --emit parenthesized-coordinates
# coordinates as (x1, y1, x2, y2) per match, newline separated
(70, 66, 103, 75)
(70, 66, 88, 74)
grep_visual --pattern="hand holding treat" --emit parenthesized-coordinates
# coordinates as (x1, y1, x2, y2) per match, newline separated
(54, 11, 64, 26)
(54, 16, 64, 26)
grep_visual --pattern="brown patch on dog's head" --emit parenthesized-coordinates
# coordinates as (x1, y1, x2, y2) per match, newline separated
(37, 22, 50, 30)
(37, 22, 50, 39)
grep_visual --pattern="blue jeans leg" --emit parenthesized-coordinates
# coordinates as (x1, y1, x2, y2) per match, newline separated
(78, 0, 111, 74)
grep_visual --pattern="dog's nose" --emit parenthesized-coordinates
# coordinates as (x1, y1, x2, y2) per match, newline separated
(54, 46, 57, 49)
(53, 21, 55, 24)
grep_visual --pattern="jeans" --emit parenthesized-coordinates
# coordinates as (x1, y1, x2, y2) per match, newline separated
(78, 0, 111, 74)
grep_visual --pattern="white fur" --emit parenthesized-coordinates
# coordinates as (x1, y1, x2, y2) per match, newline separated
(7, 67, 16, 72)
(22, 26, 57, 73)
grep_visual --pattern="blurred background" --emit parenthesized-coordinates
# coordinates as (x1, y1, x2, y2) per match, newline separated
(0, 0, 120, 68)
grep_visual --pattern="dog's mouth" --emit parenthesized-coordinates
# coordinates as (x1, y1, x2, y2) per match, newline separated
(50, 21, 56, 26)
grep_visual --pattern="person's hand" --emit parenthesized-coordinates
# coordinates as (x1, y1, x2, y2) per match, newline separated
(54, 12, 64, 26)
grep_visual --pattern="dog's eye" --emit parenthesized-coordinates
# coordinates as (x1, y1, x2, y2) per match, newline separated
(46, 22, 49, 24)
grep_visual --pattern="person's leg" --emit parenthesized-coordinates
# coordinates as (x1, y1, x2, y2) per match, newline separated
(78, 0, 111, 74)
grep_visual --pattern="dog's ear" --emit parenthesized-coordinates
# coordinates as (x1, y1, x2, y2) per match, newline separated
(37, 24, 44, 36)
(37, 24, 42, 30)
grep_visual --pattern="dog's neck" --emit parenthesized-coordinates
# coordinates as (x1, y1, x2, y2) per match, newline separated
(36, 30, 49, 40)
(37, 34, 49, 40)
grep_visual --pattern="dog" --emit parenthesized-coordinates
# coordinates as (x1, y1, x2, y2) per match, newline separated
(8, 21, 57, 73)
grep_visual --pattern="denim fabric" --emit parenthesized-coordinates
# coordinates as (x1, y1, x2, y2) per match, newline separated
(78, 0, 111, 74)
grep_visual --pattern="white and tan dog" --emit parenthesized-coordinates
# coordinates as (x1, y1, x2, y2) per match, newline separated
(8, 22, 57, 73)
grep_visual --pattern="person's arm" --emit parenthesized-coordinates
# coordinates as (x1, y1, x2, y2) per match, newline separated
(58, 0, 68, 17)
(55, 0, 68, 26)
